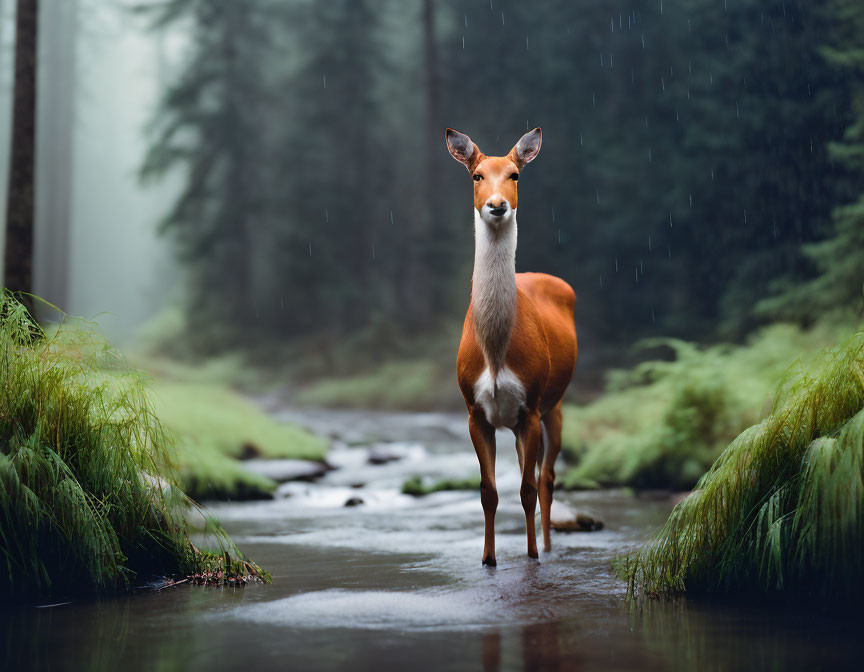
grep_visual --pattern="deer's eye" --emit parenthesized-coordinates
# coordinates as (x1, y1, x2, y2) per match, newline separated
(510, 173, 519, 181)
(473, 174, 483, 182)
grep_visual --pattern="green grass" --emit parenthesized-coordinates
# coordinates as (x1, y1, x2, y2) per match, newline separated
(621, 331, 864, 600)
(401, 475, 481, 496)
(0, 292, 265, 600)
(147, 379, 328, 500)
(295, 360, 459, 410)
(560, 322, 856, 490)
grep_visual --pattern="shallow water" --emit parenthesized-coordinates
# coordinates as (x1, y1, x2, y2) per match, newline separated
(3, 407, 862, 671)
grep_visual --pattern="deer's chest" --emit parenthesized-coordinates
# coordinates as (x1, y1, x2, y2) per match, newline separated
(473, 367, 526, 429)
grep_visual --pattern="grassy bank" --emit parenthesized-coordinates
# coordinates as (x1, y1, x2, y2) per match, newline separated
(145, 375, 328, 500)
(559, 321, 857, 490)
(621, 331, 864, 600)
(0, 293, 265, 600)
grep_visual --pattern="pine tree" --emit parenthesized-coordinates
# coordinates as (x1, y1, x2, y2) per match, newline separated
(139, 0, 276, 350)
(756, 0, 864, 320)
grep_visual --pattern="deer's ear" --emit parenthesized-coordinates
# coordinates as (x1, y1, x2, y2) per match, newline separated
(445, 128, 480, 170)
(509, 128, 542, 168)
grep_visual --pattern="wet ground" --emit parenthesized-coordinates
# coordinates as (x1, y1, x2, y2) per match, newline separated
(3, 408, 863, 671)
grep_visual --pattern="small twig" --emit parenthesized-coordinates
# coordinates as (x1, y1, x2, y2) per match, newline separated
(157, 578, 188, 591)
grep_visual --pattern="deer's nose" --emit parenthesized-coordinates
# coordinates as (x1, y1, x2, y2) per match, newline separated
(487, 199, 508, 216)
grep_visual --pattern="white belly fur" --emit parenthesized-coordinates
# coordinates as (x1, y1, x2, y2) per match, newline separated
(473, 367, 526, 429)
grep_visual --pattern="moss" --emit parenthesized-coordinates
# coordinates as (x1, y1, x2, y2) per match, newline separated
(0, 292, 266, 600)
(621, 332, 864, 600)
(147, 380, 327, 500)
(560, 322, 856, 490)
(402, 475, 480, 496)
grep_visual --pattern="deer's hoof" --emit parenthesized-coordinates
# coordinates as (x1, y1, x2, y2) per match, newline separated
(527, 549, 539, 559)
(482, 555, 497, 567)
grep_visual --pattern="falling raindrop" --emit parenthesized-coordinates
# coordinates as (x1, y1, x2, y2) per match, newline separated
(391, 210, 394, 226)
(462, 35, 465, 49)
(648, 234, 652, 251)
(280, 297, 284, 310)
(669, 211, 673, 227)
(743, 209, 747, 224)
(600, 53, 604, 67)
(325, 208, 329, 223)
(661, 76, 665, 92)
(464, 14, 468, 28)
(309, 242, 312, 257)
(557, 229, 561, 244)
(641, 33, 645, 48)
(668, 245, 671, 258)
(526, 35, 529, 50)
(596, 189, 600, 205)
(615, 257, 619, 272)
(592, 91, 596, 106)
(501, 12, 504, 26)
(648, 147, 652, 163)
(635, 265, 639, 283)
(551, 207, 555, 222)
(660, 0, 663, 15)
(372, 244, 375, 260)
(651, 306, 655, 323)
(689, 193, 693, 207)
(600, 275, 603, 289)
(323, 74, 326, 89)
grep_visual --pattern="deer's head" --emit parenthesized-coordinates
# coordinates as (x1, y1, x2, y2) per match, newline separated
(445, 128, 542, 229)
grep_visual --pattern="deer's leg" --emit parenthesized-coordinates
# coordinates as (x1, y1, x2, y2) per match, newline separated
(517, 411, 542, 559)
(539, 402, 563, 553)
(469, 412, 498, 566)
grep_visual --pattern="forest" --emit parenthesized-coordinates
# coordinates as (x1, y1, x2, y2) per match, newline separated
(1, 1, 863, 670)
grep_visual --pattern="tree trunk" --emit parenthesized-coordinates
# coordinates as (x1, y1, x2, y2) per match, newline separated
(35, 0, 77, 314)
(4, 0, 38, 312)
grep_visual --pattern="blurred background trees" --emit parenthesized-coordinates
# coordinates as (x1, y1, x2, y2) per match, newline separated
(0, 0, 861, 385)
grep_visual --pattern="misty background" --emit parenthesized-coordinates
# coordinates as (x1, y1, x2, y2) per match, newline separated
(1, 0, 860, 392)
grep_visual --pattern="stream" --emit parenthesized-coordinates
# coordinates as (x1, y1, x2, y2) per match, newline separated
(2, 407, 862, 671)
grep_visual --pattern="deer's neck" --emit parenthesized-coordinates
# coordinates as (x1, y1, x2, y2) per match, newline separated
(471, 209, 517, 375)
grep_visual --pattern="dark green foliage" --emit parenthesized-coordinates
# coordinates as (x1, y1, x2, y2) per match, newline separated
(139, 0, 858, 370)
(622, 332, 864, 600)
(758, 0, 864, 321)
(0, 292, 263, 599)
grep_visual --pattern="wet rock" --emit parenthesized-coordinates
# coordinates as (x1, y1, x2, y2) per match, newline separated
(367, 446, 402, 465)
(344, 496, 365, 507)
(241, 459, 332, 483)
(237, 442, 262, 460)
(549, 500, 604, 532)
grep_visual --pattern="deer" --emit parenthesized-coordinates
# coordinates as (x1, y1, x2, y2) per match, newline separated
(445, 127, 578, 566)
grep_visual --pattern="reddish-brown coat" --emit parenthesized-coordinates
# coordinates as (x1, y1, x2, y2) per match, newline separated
(457, 273, 577, 421)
